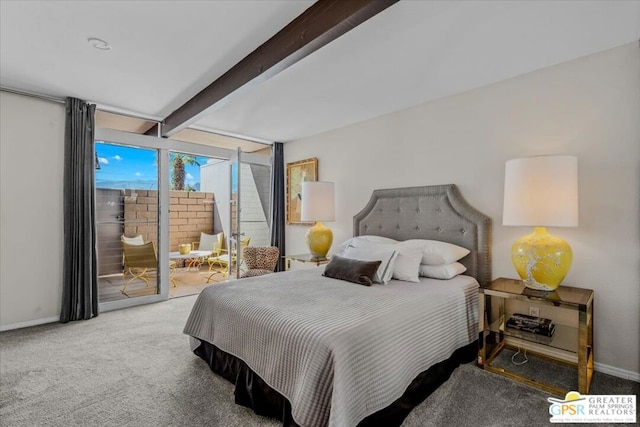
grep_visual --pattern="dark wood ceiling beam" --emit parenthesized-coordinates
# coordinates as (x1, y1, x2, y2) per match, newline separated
(143, 123, 160, 137)
(161, 0, 399, 137)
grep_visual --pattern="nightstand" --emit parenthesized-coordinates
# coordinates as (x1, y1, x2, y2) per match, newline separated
(284, 254, 330, 270)
(478, 277, 594, 396)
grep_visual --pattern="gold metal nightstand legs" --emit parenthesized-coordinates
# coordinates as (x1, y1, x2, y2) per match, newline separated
(479, 278, 594, 396)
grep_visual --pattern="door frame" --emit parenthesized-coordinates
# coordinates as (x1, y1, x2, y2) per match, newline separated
(95, 128, 240, 312)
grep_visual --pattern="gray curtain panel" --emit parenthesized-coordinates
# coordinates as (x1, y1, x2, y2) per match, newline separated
(61, 97, 98, 322)
(269, 142, 286, 272)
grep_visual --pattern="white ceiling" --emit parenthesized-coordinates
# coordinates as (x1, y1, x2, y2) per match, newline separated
(1, 1, 639, 143)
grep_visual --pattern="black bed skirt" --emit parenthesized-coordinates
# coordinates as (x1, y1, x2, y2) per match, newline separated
(194, 339, 478, 427)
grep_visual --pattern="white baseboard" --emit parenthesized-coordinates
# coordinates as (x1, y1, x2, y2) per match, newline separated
(595, 362, 640, 383)
(499, 338, 639, 383)
(0, 315, 60, 332)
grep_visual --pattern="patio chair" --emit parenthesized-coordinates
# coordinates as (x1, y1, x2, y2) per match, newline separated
(121, 241, 176, 292)
(193, 231, 223, 253)
(239, 246, 280, 278)
(206, 236, 251, 282)
(180, 231, 223, 270)
(121, 234, 145, 280)
(121, 234, 144, 246)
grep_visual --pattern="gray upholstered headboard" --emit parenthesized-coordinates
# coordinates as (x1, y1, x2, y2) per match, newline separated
(353, 185, 492, 287)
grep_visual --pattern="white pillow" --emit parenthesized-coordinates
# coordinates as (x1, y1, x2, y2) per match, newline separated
(397, 239, 470, 265)
(335, 235, 398, 256)
(386, 244, 422, 282)
(340, 239, 421, 282)
(342, 245, 397, 284)
(419, 262, 467, 280)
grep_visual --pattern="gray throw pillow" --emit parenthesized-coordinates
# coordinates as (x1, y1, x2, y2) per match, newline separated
(323, 255, 382, 286)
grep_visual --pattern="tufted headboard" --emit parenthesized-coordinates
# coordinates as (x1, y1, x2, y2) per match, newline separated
(353, 185, 492, 287)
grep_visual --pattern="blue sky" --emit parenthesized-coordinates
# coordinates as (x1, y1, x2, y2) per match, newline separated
(95, 142, 207, 190)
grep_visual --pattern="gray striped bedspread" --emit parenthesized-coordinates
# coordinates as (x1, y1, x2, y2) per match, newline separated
(183, 267, 479, 427)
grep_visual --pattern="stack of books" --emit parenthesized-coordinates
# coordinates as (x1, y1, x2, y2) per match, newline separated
(507, 313, 556, 337)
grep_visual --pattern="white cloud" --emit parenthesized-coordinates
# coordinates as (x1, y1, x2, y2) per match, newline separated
(98, 157, 109, 165)
(112, 155, 122, 161)
(135, 172, 142, 177)
(185, 173, 194, 180)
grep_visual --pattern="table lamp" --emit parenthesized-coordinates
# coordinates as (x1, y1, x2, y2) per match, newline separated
(301, 181, 335, 260)
(502, 155, 578, 291)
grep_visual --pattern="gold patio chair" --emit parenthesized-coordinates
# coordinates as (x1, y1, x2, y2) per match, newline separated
(206, 236, 251, 282)
(121, 234, 144, 246)
(193, 231, 223, 253)
(121, 241, 176, 293)
(189, 231, 223, 270)
(121, 234, 145, 280)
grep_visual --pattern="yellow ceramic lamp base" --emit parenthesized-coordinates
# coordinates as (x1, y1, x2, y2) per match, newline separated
(511, 227, 573, 291)
(305, 221, 333, 260)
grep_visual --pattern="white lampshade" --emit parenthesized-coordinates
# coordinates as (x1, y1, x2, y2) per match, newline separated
(301, 181, 335, 222)
(503, 155, 578, 227)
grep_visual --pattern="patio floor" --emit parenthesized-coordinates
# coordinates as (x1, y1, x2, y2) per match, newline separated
(98, 265, 229, 302)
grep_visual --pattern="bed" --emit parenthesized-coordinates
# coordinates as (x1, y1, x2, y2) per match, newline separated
(183, 184, 491, 427)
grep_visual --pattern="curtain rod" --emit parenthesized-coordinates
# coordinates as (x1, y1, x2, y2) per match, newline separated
(1, 86, 65, 104)
(1, 86, 274, 146)
(1, 86, 162, 123)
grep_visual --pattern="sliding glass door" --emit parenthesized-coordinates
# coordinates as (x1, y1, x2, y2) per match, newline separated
(95, 129, 171, 311)
(95, 139, 165, 308)
(166, 151, 220, 297)
(229, 148, 272, 278)
(94, 127, 273, 309)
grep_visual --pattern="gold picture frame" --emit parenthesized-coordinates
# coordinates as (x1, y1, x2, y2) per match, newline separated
(286, 157, 318, 224)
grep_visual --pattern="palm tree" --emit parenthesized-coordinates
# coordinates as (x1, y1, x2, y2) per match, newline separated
(170, 153, 200, 190)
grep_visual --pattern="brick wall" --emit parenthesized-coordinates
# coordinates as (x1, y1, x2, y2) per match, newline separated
(169, 190, 215, 251)
(122, 189, 214, 251)
(123, 189, 158, 244)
